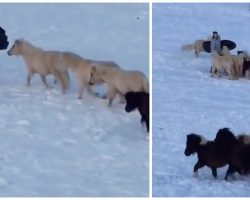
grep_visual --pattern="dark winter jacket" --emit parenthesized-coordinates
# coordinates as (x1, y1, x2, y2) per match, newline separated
(0, 27, 9, 50)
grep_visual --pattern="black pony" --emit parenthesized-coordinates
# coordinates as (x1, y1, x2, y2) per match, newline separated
(124, 91, 149, 132)
(224, 134, 250, 180)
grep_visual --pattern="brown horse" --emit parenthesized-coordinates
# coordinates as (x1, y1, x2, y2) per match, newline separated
(124, 91, 149, 132)
(7, 39, 69, 93)
(185, 128, 237, 178)
(225, 134, 250, 180)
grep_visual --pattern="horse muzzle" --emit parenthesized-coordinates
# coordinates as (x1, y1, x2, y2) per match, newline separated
(125, 105, 134, 113)
(7, 50, 12, 56)
(184, 149, 191, 156)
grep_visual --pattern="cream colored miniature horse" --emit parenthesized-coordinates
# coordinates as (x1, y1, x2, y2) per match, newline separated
(8, 39, 69, 93)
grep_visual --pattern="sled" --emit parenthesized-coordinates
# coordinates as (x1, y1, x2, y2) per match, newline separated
(202, 40, 236, 53)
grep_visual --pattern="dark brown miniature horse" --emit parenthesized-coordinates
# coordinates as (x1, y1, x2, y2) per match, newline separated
(185, 128, 237, 178)
(242, 58, 250, 76)
(124, 91, 149, 132)
(225, 134, 250, 180)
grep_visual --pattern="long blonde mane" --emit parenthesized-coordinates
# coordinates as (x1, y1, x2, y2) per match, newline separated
(221, 46, 231, 56)
(16, 39, 43, 55)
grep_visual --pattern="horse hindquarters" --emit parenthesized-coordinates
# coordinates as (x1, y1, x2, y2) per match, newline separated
(225, 145, 250, 179)
(239, 146, 250, 173)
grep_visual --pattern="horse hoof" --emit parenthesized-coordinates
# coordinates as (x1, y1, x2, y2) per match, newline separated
(193, 172, 198, 178)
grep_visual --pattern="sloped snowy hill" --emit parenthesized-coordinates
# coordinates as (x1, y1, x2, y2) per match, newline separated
(0, 3, 149, 197)
(153, 3, 250, 197)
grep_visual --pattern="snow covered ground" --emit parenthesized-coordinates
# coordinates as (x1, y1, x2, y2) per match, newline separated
(0, 3, 149, 197)
(152, 3, 250, 197)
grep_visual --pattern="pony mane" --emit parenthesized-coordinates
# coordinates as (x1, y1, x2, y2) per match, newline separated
(221, 46, 231, 56)
(199, 135, 209, 145)
(238, 51, 249, 58)
(215, 128, 237, 147)
(187, 133, 209, 146)
(16, 38, 43, 54)
(237, 133, 250, 144)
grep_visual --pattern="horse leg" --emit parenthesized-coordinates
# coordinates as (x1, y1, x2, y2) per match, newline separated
(195, 46, 198, 57)
(118, 94, 125, 104)
(77, 81, 86, 99)
(141, 116, 145, 125)
(236, 63, 240, 77)
(55, 71, 67, 94)
(87, 84, 94, 95)
(210, 66, 217, 77)
(228, 65, 237, 80)
(210, 66, 217, 74)
(27, 72, 34, 87)
(107, 87, 117, 106)
(40, 75, 50, 89)
(211, 167, 217, 178)
(193, 160, 205, 177)
(75, 72, 86, 99)
(145, 116, 149, 132)
(224, 164, 236, 180)
(228, 71, 232, 80)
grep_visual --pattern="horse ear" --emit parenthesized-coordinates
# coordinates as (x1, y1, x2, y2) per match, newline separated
(15, 39, 21, 45)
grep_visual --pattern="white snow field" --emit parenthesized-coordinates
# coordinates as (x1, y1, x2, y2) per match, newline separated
(153, 3, 250, 197)
(0, 3, 149, 197)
